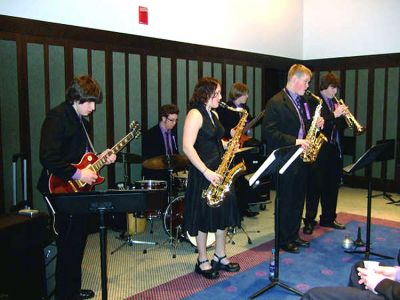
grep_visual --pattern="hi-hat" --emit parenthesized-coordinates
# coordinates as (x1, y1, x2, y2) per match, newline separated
(116, 152, 143, 164)
(142, 154, 189, 170)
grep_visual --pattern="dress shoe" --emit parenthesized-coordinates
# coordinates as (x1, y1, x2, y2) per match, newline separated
(293, 238, 310, 247)
(211, 254, 240, 272)
(320, 220, 346, 230)
(280, 242, 300, 253)
(79, 289, 95, 299)
(303, 219, 317, 235)
(243, 210, 259, 218)
(195, 259, 219, 279)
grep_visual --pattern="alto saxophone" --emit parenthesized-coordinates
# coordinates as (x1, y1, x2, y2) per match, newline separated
(202, 102, 247, 207)
(301, 90, 328, 163)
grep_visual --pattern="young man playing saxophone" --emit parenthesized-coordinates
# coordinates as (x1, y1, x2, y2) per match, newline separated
(262, 64, 324, 254)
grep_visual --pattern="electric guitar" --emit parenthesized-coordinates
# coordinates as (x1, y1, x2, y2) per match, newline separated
(49, 121, 141, 194)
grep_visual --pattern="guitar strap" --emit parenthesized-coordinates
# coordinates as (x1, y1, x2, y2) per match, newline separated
(80, 119, 97, 154)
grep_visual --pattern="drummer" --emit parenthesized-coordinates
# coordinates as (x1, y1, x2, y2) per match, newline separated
(142, 104, 180, 182)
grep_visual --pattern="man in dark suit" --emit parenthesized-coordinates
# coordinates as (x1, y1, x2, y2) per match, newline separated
(142, 104, 180, 182)
(37, 75, 116, 300)
(303, 72, 348, 235)
(262, 64, 324, 253)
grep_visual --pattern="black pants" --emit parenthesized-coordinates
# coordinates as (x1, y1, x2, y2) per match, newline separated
(55, 213, 88, 300)
(301, 261, 385, 300)
(305, 143, 341, 224)
(274, 159, 306, 246)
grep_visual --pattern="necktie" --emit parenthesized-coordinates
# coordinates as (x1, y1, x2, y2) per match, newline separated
(294, 96, 306, 119)
(327, 98, 335, 111)
(165, 131, 173, 155)
(327, 98, 339, 145)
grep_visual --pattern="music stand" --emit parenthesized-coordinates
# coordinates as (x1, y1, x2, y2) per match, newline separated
(343, 142, 394, 260)
(248, 145, 304, 299)
(370, 139, 398, 204)
(46, 190, 165, 300)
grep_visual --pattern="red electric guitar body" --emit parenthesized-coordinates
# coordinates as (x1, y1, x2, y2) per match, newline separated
(48, 121, 141, 194)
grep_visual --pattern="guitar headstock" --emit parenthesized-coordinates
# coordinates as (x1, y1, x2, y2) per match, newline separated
(129, 121, 141, 138)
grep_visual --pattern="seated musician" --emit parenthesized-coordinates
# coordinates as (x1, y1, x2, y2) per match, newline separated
(37, 75, 116, 300)
(216, 82, 260, 218)
(141, 104, 180, 183)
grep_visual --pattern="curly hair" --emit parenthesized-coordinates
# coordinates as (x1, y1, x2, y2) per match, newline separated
(189, 77, 221, 109)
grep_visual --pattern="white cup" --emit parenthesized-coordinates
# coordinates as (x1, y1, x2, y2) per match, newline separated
(364, 260, 380, 271)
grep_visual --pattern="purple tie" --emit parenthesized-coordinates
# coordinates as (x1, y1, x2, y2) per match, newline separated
(294, 96, 305, 118)
(165, 131, 172, 155)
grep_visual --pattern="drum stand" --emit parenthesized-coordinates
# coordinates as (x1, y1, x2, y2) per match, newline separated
(111, 212, 158, 255)
(111, 153, 157, 255)
(227, 225, 258, 245)
(150, 155, 182, 258)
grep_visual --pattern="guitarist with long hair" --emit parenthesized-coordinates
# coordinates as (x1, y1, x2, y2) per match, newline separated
(37, 75, 116, 300)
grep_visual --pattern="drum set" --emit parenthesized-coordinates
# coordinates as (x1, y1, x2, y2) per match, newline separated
(113, 151, 215, 257)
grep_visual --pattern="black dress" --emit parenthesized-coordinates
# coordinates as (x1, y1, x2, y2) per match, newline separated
(184, 104, 240, 236)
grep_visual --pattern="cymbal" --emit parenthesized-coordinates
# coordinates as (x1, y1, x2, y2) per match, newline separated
(116, 152, 143, 164)
(236, 146, 255, 154)
(142, 154, 189, 170)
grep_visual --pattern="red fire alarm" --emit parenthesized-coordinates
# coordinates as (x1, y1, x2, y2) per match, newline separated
(139, 6, 148, 25)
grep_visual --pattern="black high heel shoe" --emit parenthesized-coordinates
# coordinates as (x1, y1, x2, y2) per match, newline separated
(195, 259, 219, 279)
(211, 254, 240, 272)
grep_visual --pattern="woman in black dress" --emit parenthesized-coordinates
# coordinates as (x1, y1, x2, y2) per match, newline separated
(183, 77, 241, 279)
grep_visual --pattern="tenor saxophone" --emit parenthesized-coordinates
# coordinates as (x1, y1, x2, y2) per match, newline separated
(301, 90, 328, 163)
(202, 102, 247, 207)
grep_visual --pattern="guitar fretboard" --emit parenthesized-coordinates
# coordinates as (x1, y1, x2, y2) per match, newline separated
(92, 130, 138, 172)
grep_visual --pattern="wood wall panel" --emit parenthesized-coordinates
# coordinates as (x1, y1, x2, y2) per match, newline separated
(0, 14, 399, 212)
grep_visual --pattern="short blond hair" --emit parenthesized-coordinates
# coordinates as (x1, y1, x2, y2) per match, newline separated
(287, 64, 312, 82)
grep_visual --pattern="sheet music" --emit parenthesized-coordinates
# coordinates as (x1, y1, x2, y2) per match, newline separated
(248, 150, 276, 186)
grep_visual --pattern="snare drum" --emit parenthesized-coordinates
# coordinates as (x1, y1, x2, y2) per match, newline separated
(163, 195, 215, 248)
(134, 180, 167, 190)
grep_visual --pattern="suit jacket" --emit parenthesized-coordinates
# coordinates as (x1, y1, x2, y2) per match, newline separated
(142, 124, 179, 159)
(141, 123, 179, 180)
(37, 102, 90, 194)
(262, 90, 311, 155)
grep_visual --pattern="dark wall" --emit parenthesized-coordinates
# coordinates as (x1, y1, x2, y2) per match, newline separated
(0, 14, 399, 212)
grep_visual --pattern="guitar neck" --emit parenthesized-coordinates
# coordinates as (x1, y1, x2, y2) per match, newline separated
(92, 131, 136, 171)
(243, 109, 265, 133)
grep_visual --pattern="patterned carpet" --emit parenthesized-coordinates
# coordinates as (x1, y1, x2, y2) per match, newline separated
(79, 187, 400, 300)
(127, 212, 400, 299)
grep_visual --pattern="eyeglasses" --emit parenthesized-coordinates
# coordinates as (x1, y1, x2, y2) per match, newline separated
(167, 117, 178, 123)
